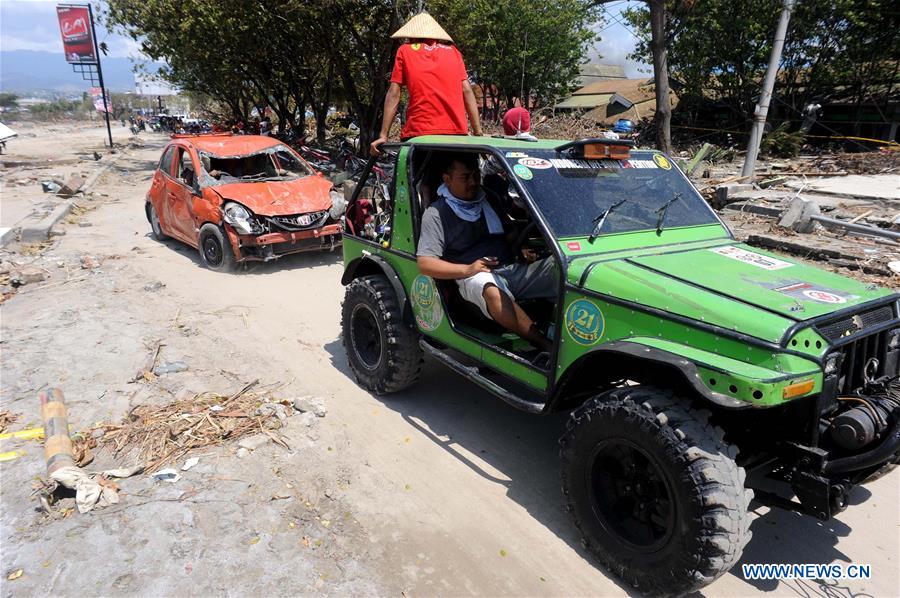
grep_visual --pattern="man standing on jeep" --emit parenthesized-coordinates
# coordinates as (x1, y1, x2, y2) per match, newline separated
(370, 12, 483, 155)
(417, 154, 556, 354)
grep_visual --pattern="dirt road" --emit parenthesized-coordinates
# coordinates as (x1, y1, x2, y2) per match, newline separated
(1, 125, 898, 597)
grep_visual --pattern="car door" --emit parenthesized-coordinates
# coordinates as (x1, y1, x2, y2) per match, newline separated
(150, 145, 176, 233)
(164, 145, 200, 244)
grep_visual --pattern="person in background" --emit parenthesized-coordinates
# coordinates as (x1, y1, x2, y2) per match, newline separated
(370, 12, 482, 155)
(502, 107, 537, 141)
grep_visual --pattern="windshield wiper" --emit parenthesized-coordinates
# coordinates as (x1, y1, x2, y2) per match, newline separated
(588, 198, 628, 244)
(655, 192, 681, 236)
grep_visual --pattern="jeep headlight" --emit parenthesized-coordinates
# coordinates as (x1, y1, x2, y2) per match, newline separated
(329, 190, 347, 221)
(223, 202, 258, 235)
(824, 352, 843, 375)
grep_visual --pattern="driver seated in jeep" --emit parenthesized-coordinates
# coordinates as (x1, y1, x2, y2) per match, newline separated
(416, 153, 556, 353)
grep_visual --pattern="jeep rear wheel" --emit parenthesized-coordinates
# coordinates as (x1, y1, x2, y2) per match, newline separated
(342, 275, 421, 394)
(560, 386, 752, 596)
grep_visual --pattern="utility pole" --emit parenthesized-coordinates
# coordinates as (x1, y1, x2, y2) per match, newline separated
(88, 4, 114, 150)
(742, 0, 795, 180)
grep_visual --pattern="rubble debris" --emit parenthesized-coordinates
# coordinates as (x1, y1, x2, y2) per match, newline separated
(151, 468, 181, 483)
(41, 180, 62, 193)
(181, 457, 200, 471)
(293, 396, 327, 417)
(95, 380, 291, 472)
(10, 266, 47, 287)
(58, 175, 85, 197)
(153, 361, 189, 375)
(132, 341, 163, 382)
(80, 255, 99, 269)
(238, 434, 270, 451)
(40, 388, 76, 476)
(144, 281, 165, 292)
(778, 196, 821, 233)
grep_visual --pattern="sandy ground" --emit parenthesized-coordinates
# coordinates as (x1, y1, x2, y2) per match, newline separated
(1, 123, 899, 597)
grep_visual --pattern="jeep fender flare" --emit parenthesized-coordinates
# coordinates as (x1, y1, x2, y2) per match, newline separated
(552, 340, 749, 411)
(342, 255, 413, 327)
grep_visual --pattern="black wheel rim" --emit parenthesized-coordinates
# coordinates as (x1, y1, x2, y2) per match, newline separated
(202, 235, 223, 267)
(350, 303, 382, 370)
(588, 438, 675, 553)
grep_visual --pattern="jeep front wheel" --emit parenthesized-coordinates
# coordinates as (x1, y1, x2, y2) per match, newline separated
(341, 275, 421, 394)
(560, 386, 752, 596)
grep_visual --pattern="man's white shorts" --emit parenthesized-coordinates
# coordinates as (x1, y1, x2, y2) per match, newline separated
(455, 258, 557, 319)
(456, 272, 514, 318)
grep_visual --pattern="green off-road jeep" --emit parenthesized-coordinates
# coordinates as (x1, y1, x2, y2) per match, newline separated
(339, 136, 900, 595)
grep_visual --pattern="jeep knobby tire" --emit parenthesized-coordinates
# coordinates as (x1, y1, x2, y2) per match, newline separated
(560, 386, 752, 596)
(342, 275, 421, 394)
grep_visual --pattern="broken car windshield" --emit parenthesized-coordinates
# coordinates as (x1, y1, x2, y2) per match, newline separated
(506, 149, 719, 238)
(199, 145, 312, 185)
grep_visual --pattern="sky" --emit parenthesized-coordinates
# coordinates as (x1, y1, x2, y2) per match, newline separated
(1, 0, 649, 77)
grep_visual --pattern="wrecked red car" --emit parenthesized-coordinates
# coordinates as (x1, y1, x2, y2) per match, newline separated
(145, 133, 344, 271)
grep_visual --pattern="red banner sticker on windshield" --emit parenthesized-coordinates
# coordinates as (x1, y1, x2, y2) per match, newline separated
(567, 241, 581, 252)
(710, 246, 793, 270)
(518, 157, 552, 170)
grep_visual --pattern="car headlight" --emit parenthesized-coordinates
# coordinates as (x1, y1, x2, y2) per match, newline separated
(824, 352, 843, 375)
(329, 190, 347, 221)
(223, 202, 258, 235)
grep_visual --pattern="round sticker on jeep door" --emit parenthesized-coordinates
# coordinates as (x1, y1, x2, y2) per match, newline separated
(518, 157, 552, 170)
(565, 299, 605, 345)
(411, 275, 444, 331)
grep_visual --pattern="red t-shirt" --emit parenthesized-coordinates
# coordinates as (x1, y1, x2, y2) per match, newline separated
(390, 42, 468, 139)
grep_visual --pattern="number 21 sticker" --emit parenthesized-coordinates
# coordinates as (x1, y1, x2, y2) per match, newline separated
(565, 299, 605, 345)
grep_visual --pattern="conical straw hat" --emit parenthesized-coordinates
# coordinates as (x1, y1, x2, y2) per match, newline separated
(391, 12, 453, 42)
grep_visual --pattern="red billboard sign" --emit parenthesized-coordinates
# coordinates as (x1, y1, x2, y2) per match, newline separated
(57, 5, 96, 64)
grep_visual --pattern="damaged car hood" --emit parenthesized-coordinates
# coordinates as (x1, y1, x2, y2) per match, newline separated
(212, 175, 333, 216)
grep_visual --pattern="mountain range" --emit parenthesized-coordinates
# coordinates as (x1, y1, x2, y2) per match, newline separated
(0, 50, 154, 94)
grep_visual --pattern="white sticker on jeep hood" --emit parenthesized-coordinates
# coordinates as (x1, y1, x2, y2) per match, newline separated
(709, 246, 793, 270)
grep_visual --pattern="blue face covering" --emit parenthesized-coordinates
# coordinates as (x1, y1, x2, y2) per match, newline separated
(437, 183, 503, 234)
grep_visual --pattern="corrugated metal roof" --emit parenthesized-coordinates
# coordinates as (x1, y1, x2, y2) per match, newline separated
(555, 93, 612, 109)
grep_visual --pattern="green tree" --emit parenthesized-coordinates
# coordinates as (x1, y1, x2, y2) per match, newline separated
(623, 0, 900, 130)
(430, 0, 600, 112)
(0, 93, 19, 110)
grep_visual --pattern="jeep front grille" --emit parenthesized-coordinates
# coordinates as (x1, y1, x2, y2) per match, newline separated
(817, 305, 894, 342)
(836, 330, 892, 394)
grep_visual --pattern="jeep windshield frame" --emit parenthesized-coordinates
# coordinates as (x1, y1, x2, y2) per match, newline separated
(498, 148, 725, 240)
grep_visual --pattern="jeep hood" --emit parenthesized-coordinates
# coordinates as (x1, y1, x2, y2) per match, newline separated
(574, 243, 894, 344)
(211, 175, 333, 216)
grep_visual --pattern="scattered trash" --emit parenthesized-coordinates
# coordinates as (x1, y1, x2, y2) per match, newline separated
(7, 569, 23, 581)
(80, 255, 99, 269)
(143, 281, 165, 292)
(131, 340, 163, 382)
(292, 396, 327, 418)
(45, 464, 144, 513)
(151, 468, 182, 483)
(41, 180, 62, 193)
(94, 380, 290, 472)
(889, 261, 900, 275)
(0, 450, 25, 462)
(210, 405, 224, 412)
(181, 457, 200, 471)
(0, 426, 47, 441)
(71, 432, 96, 467)
(0, 410, 19, 433)
(153, 361, 189, 375)
(236, 447, 250, 459)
